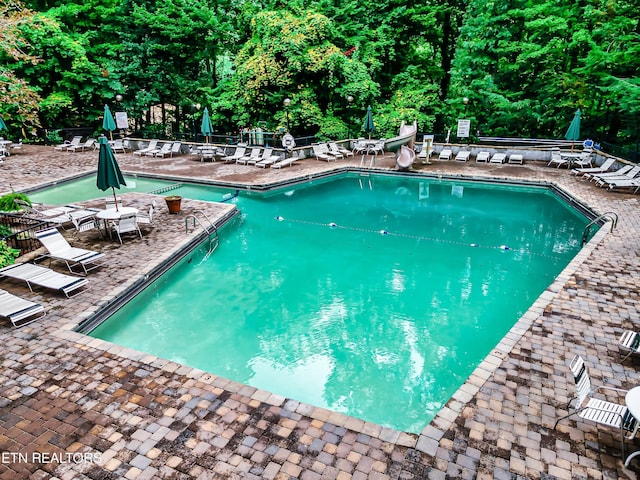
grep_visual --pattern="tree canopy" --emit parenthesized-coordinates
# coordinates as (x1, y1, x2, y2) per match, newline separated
(1, 0, 638, 149)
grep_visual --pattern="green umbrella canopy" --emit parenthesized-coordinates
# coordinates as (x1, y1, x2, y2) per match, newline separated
(363, 105, 375, 139)
(201, 107, 213, 142)
(96, 136, 126, 209)
(103, 105, 116, 139)
(0, 117, 7, 131)
(564, 108, 581, 142)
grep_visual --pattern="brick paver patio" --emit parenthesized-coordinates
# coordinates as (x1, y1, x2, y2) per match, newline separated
(0, 145, 639, 479)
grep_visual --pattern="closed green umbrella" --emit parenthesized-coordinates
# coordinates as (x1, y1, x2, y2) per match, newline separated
(103, 105, 117, 140)
(201, 107, 213, 143)
(564, 108, 581, 151)
(96, 136, 126, 211)
(363, 105, 375, 139)
(0, 117, 7, 132)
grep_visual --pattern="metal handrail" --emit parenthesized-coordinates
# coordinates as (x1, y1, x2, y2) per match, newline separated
(581, 211, 618, 246)
(184, 210, 219, 261)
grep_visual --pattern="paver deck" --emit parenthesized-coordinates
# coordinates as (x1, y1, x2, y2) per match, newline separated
(0, 145, 639, 479)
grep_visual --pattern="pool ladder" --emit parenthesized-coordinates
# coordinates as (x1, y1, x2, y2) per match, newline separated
(184, 210, 219, 261)
(581, 211, 618, 246)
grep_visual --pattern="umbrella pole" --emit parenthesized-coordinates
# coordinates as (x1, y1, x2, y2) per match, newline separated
(112, 187, 119, 211)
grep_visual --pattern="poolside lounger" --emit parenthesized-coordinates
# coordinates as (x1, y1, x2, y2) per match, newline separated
(325, 143, 344, 159)
(583, 164, 633, 182)
(588, 165, 636, 184)
(133, 139, 159, 156)
(270, 157, 297, 169)
(438, 149, 452, 161)
(508, 154, 524, 164)
(54, 136, 82, 151)
(222, 146, 247, 163)
(593, 165, 640, 187)
(312, 143, 338, 162)
(605, 178, 640, 194)
(249, 147, 278, 166)
(455, 150, 471, 162)
(236, 148, 261, 165)
(67, 138, 96, 152)
(489, 153, 506, 164)
(0, 263, 88, 298)
(0, 288, 46, 328)
(35, 228, 106, 275)
(475, 151, 490, 163)
(572, 158, 616, 177)
(328, 142, 353, 158)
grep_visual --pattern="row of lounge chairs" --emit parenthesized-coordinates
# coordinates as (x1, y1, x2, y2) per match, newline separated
(55, 136, 131, 154)
(197, 145, 298, 169)
(133, 140, 182, 158)
(0, 228, 106, 327)
(572, 159, 640, 193)
(313, 143, 354, 162)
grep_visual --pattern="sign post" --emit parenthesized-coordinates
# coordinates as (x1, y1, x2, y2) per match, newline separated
(457, 119, 471, 139)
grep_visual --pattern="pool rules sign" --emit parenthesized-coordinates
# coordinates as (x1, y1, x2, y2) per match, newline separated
(457, 119, 471, 138)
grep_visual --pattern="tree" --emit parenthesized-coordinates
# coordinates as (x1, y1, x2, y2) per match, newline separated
(0, 0, 43, 135)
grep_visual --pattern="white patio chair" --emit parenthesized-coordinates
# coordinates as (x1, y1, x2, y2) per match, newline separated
(110, 213, 142, 244)
(554, 355, 638, 457)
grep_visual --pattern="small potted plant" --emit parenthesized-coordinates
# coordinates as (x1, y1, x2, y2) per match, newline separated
(164, 195, 182, 214)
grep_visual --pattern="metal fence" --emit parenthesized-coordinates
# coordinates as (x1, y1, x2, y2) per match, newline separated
(0, 213, 53, 256)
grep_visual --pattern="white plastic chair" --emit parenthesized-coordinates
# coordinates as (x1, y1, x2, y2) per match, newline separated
(554, 355, 638, 456)
(110, 213, 142, 244)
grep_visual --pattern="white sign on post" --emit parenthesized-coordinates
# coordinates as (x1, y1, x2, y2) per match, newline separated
(115, 112, 129, 130)
(457, 119, 471, 138)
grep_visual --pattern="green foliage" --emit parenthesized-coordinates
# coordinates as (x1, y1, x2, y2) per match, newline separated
(0, 240, 21, 268)
(0, 192, 31, 212)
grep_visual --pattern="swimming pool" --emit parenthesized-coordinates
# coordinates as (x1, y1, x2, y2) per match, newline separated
(73, 173, 591, 433)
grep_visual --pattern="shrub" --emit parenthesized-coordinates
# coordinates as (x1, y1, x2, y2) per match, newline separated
(0, 192, 32, 212)
(0, 240, 20, 268)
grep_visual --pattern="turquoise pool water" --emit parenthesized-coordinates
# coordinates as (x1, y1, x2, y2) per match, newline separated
(29, 175, 180, 205)
(84, 174, 589, 433)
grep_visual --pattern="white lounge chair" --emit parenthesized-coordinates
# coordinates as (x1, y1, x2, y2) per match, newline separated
(554, 355, 638, 457)
(145, 142, 170, 157)
(475, 151, 490, 163)
(236, 148, 261, 165)
(325, 143, 344, 159)
(111, 139, 129, 154)
(438, 149, 452, 161)
(572, 158, 616, 177)
(312, 144, 338, 162)
(489, 153, 506, 164)
(222, 146, 247, 163)
(271, 157, 297, 169)
(606, 178, 640, 194)
(35, 228, 106, 274)
(67, 138, 96, 152)
(583, 164, 633, 182)
(133, 139, 159, 156)
(110, 213, 142, 244)
(0, 288, 46, 328)
(455, 150, 470, 162)
(594, 165, 640, 188)
(0, 263, 88, 298)
(328, 142, 353, 158)
(54, 136, 82, 151)
(254, 149, 281, 167)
